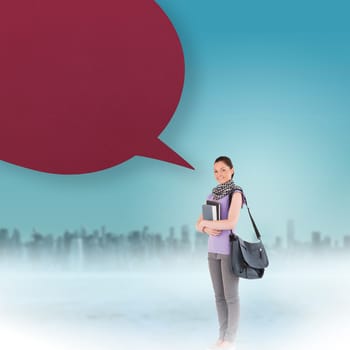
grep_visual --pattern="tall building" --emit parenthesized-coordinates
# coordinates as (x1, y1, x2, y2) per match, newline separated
(311, 231, 322, 249)
(274, 236, 282, 250)
(344, 235, 350, 249)
(180, 225, 191, 253)
(323, 235, 331, 248)
(286, 220, 295, 249)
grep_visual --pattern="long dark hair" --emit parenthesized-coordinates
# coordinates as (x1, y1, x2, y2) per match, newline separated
(214, 156, 234, 178)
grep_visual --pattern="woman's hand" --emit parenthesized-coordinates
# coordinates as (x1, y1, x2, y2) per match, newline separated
(204, 227, 222, 236)
(198, 220, 222, 236)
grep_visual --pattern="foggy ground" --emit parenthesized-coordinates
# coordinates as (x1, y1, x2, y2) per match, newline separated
(0, 252, 349, 350)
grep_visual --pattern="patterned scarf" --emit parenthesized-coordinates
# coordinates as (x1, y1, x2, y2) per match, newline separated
(212, 179, 236, 200)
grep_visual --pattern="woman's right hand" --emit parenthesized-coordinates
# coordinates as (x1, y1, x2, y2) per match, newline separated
(204, 228, 222, 236)
(196, 215, 221, 236)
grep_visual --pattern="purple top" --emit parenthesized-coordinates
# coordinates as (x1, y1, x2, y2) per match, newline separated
(207, 190, 244, 255)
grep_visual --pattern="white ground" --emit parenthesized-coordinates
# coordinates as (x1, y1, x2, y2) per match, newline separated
(0, 253, 349, 350)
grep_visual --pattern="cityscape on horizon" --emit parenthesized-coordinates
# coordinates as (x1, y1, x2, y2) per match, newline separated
(0, 220, 349, 271)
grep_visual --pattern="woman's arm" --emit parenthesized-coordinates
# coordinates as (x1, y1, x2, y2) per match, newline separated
(198, 192, 242, 231)
(195, 214, 204, 232)
(196, 214, 222, 236)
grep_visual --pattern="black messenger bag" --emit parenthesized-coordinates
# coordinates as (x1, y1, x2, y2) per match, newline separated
(229, 192, 269, 279)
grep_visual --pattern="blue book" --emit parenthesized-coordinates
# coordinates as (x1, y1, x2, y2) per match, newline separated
(202, 201, 221, 220)
(202, 204, 216, 220)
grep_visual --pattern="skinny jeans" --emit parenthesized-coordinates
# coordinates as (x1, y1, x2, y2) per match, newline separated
(208, 252, 240, 342)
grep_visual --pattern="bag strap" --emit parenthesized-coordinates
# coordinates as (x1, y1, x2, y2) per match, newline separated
(229, 190, 262, 240)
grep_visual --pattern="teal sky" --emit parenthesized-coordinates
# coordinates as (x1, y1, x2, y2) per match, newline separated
(1, 0, 350, 245)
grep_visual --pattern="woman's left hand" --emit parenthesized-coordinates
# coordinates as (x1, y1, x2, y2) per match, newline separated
(198, 220, 206, 231)
(199, 220, 213, 231)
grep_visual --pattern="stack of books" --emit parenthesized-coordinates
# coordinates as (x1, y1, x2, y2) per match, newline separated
(202, 200, 221, 220)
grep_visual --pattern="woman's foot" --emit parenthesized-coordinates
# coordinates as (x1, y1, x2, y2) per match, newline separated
(218, 340, 235, 349)
(206, 339, 224, 350)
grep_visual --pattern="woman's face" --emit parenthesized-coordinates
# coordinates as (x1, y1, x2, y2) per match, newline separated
(214, 161, 234, 184)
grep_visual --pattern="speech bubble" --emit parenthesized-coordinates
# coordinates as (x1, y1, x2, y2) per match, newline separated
(0, 0, 193, 174)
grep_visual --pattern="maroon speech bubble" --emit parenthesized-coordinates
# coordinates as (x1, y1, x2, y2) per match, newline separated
(0, 0, 193, 174)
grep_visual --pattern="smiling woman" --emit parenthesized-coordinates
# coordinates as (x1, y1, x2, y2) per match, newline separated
(195, 156, 245, 350)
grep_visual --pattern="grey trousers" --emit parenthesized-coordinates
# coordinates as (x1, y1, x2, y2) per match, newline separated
(208, 252, 240, 342)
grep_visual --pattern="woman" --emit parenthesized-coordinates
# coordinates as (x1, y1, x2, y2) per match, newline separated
(196, 156, 244, 350)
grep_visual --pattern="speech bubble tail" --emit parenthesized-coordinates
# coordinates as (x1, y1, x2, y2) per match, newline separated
(138, 138, 194, 170)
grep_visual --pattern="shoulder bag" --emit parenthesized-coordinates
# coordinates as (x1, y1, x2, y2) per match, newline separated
(229, 191, 269, 279)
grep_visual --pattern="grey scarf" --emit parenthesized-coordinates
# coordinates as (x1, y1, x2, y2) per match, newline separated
(212, 179, 236, 200)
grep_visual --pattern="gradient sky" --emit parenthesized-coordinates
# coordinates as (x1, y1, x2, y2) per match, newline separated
(1, 0, 350, 245)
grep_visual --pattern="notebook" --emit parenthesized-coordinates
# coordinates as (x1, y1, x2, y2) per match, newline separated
(206, 200, 221, 220)
(202, 204, 217, 220)
(202, 201, 221, 220)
